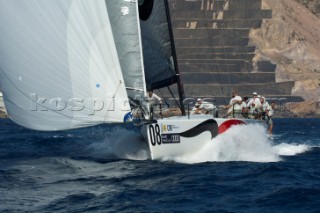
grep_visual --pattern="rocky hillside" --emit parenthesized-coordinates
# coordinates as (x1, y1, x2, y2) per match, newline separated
(295, 0, 320, 16)
(251, 0, 320, 117)
(287, 100, 320, 117)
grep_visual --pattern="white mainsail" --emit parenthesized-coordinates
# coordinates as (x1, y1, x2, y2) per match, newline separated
(0, 0, 132, 130)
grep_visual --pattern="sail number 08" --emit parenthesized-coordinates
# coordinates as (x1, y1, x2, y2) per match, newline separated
(149, 124, 180, 146)
(149, 124, 161, 146)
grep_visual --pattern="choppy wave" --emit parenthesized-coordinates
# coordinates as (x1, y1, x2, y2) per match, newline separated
(84, 126, 150, 161)
(1, 118, 320, 212)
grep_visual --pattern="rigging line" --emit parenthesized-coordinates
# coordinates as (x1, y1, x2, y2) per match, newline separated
(104, 80, 124, 121)
(217, 0, 232, 104)
(167, 86, 183, 112)
(221, 0, 233, 99)
(201, 0, 228, 105)
(164, 0, 186, 115)
(157, 89, 170, 108)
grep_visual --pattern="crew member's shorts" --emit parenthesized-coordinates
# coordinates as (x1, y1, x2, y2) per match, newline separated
(267, 117, 273, 126)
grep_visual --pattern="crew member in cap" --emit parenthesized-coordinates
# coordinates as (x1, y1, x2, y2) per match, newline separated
(247, 92, 261, 118)
(192, 98, 203, 114)
(260, 96, 269, 119)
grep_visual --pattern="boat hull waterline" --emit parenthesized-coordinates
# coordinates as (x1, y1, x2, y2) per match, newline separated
(141, 115, 263, 160)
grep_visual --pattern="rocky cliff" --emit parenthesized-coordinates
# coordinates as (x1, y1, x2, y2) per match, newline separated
(295, 0, 320, 17)
(251, 0, 320, 117)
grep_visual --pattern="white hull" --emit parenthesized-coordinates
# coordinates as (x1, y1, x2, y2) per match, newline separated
(141, 115, 263, 160)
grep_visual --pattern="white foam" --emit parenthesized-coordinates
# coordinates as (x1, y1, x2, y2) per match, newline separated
(168, 123, 282, 164)
(273, 143, 312, 156)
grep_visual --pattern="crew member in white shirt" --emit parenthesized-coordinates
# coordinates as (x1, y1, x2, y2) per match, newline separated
(226, 91, 242, 117)
(247, 92, 261, 118)
(266, 101, 276, 135)
(146, 90, 162, 119)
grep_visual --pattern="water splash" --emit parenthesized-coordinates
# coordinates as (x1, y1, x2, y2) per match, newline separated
(85, 126, 150, 160)
(168, 123, 281, 164)
(83, 123, 314, 164)
(166, 123, 314, 164)
(272, 143, 312, 156)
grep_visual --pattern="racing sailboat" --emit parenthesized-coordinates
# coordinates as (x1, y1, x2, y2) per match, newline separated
(0, 0, 262, 160)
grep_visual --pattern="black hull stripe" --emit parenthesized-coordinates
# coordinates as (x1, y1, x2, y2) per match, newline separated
(179, 119, 218, 139)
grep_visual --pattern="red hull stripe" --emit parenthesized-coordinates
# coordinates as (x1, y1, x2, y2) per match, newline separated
(218, 120, 246, 134)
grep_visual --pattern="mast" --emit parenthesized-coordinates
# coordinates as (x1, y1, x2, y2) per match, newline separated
(164, 0, 186, 116)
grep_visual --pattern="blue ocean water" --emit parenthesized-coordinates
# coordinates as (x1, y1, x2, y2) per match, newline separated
(0, 118, 319, 212)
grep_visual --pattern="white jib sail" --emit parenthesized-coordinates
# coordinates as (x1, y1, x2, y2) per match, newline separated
(0, 0, 131, 130)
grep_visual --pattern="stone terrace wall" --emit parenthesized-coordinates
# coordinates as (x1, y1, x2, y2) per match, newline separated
(168, 0, 303, 105)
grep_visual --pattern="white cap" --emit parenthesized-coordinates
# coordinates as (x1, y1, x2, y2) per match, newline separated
(253, 92, 258, 95)
(197, 98, 202, 101)
(257, 95, 261, 98)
